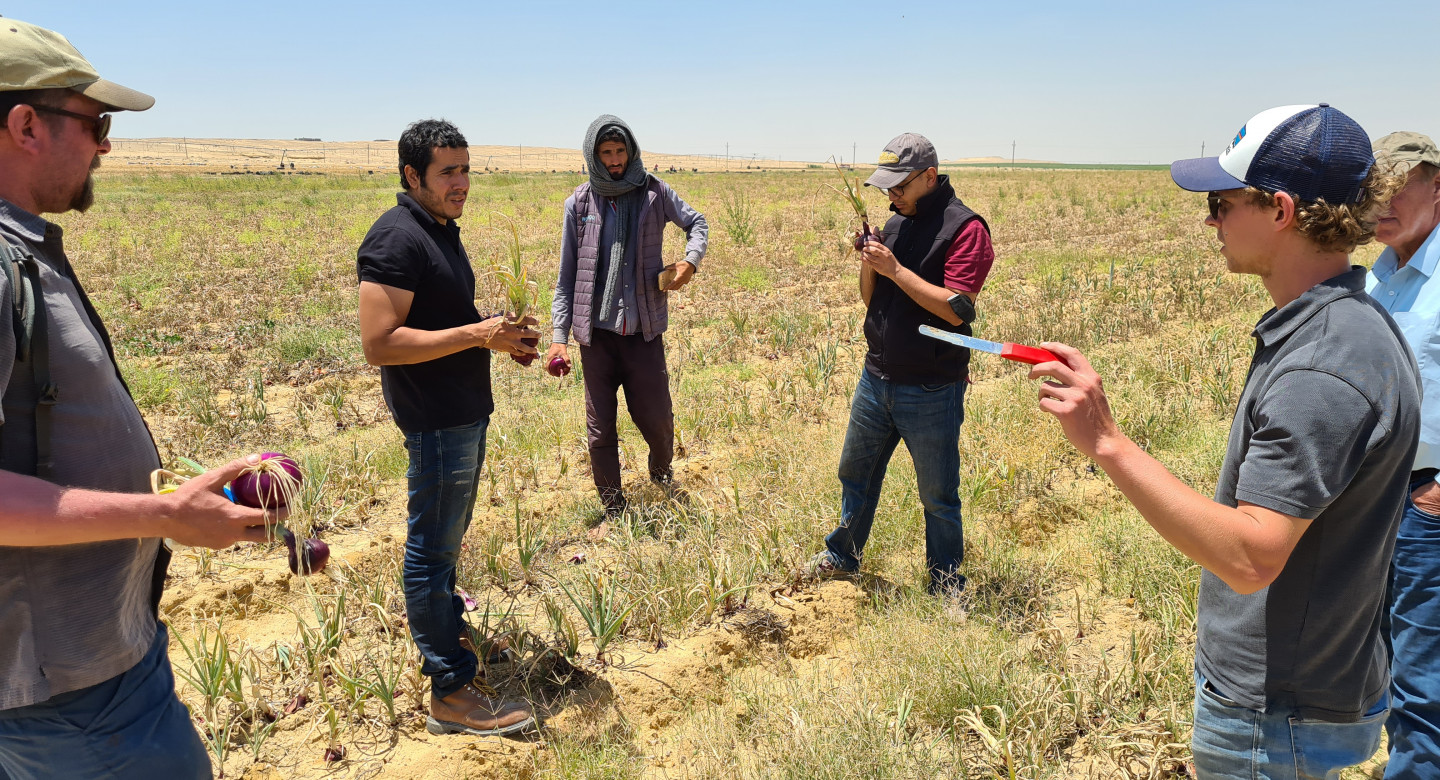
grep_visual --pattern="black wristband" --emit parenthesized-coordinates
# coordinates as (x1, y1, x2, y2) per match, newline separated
(948, 294, 976, 324)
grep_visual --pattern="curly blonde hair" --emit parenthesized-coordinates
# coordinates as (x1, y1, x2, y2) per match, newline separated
(1245, 164, 1407, 253)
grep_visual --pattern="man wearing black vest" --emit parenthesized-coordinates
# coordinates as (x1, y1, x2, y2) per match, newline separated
(811, 133, 994, 595)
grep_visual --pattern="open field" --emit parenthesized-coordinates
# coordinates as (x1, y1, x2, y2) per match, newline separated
(104, 139, 819, 174)
(103, 138, 1060, 175)
(64, 166, 1387, 779)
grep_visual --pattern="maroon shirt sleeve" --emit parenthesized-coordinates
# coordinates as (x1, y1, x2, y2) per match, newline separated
(943, 219, 994, 293)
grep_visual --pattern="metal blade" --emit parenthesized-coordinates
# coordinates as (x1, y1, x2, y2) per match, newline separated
(918, 325, 1002, 354)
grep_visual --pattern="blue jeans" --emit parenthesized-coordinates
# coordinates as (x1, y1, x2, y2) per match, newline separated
(404, 418, 487, 700)
(1384, 475, 1440, 779)
(0, 623, 210, 780)
(825, 370, 966, 591)
(1192, 670, 1387, 779)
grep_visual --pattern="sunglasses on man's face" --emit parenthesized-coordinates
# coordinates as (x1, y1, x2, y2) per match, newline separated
(31, 105, 111, 144)
(1207, 192, 1226, 220)
(884, 170, 926, 196)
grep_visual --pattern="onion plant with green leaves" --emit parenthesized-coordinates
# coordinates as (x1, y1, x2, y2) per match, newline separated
(490, 212, 539, 366)
(827, 157, 877, 250)
(560, 571, 638, 661)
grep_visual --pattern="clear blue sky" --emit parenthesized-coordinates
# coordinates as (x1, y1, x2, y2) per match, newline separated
(8, 1, 1437, 164)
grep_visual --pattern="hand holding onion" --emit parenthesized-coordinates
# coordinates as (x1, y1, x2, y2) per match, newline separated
(544, 342, 572, 377)
(482, 314, 540, 365)
(150, 454, 281, 549)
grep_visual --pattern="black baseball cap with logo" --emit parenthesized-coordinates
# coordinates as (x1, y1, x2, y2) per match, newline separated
(864, 133, 939, 189)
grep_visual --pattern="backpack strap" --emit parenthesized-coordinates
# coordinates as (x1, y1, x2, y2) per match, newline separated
(2, 237, 170, 614)
(2, 242, 35, 362)
(1, 242, 56, 481)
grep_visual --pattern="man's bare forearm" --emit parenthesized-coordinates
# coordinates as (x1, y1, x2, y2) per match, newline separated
(892, 267, 968, 326)
(1091, 435, 1305, 594)
(860, 264, 876, 306)
(363, 323, 486, 366)
(0, 471, 170, 546)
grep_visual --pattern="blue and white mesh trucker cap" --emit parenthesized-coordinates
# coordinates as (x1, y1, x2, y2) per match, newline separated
(1171, 104, 1374, 204)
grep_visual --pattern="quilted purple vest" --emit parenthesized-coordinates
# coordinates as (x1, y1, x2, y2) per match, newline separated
(570, 179, 671, 346)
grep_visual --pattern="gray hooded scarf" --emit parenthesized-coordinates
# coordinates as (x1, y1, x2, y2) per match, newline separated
(584, 114, 650, 322)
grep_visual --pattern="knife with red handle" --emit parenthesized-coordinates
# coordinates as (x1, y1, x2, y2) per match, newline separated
(918, 325, 1058, 365)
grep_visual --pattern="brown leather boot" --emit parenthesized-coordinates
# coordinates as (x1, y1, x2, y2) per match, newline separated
(426, 683, 537, 737)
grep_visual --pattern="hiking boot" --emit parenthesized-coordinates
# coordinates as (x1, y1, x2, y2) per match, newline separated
(807, 549, 856, 580)
(427, 683, 537, 737)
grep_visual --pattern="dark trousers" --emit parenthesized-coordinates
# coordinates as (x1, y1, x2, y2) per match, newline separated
(579, 328, 674, 507)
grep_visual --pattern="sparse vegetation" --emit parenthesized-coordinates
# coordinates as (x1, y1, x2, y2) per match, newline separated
(64, 166, 1387, 778)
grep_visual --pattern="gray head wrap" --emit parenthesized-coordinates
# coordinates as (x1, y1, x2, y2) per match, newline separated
(584, 114, 650, 321)
(584, 114, 649, 197)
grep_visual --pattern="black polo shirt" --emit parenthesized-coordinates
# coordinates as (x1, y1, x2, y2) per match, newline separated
(356, 193, 491, 433)
(1197, 266, 1420, 721)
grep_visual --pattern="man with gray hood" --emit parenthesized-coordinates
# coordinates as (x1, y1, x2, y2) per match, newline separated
(546, 115, 707, 523)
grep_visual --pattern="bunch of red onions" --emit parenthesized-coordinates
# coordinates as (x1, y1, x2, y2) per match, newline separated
(230, 453, 329, 575)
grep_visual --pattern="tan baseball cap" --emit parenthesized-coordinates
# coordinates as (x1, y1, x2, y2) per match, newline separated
(0, 19, 153, 111)
(1374, 131, 1440, 175)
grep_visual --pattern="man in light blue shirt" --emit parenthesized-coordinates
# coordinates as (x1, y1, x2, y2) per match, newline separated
(1364, 131, 1440, 779)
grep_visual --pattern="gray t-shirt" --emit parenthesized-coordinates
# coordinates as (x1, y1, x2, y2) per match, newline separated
(0, 200, 162, 710)
(1197, 266, 1420, 722)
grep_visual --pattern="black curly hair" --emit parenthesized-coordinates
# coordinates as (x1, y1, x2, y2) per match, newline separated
(398, 119, 467, 190)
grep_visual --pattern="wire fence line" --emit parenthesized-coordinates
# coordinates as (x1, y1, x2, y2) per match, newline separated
(106, 139, 822, 173)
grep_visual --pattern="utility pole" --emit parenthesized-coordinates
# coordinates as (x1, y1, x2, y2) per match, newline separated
(1201, 141, 1206, 157)
(1011, 140, 1016, 165)
(519, 144, 523, 169)
(726, 142, 729, 171)
(853, 141, 857, 169)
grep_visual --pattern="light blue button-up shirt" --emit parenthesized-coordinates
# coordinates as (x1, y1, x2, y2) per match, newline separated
(1367, 221, 1440, 475)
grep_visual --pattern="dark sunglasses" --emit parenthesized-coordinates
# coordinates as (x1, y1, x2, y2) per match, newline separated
(31, 105, 111, 144)
(1207, 192, 1224, 220)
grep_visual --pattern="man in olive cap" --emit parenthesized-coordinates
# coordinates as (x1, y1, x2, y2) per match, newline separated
(0, 19, 275, 780)
(1364, 131, 1440, 779)
(809, 132, 994, 595)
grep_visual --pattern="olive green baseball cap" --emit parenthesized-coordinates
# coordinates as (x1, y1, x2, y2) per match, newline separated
(1374, 131, 1440, 174)
(0, 18, 153, 111)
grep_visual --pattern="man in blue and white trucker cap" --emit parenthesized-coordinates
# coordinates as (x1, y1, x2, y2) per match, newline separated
(1171, 103, 1375, 204)
(1030, 103, 1418, 779)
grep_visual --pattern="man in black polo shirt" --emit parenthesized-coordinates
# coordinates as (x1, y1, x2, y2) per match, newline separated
(357, 119, 539, 737)
(809, 133, 994, 595)
(1031, 105, 1418, 777)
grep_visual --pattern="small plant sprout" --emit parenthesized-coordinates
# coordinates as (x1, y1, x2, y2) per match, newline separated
(560, 571, 638, 661)
(827, 157, 879, 250)
(491, 212, 539, 366)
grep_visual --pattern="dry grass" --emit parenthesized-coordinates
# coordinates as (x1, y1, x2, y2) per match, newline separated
(58, 165, 1388, 778)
